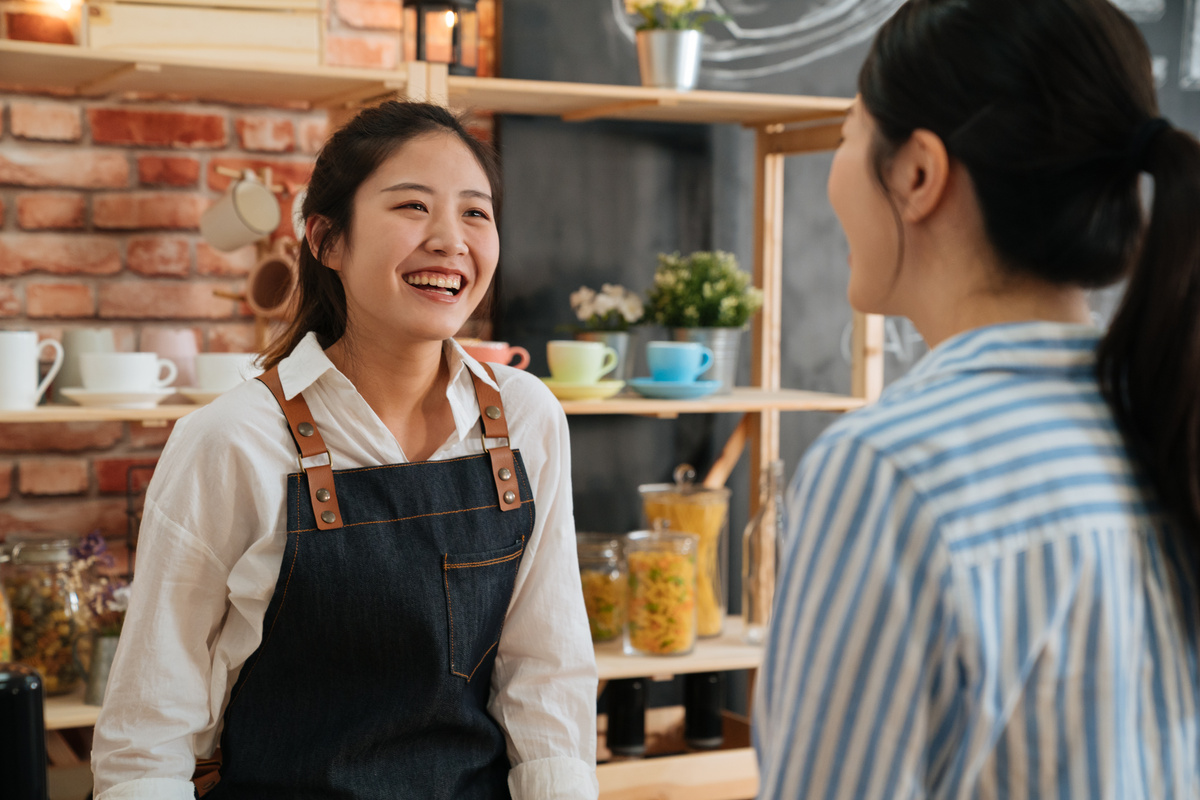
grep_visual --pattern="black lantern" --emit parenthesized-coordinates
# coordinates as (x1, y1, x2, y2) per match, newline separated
(403, 0, 479, 76)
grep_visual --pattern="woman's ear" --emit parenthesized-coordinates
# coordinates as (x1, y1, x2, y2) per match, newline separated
(306, 215, 341, 271)
(889, 128, 951, 224)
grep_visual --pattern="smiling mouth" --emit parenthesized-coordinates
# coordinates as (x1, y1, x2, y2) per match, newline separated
(404, 271, 463, 297)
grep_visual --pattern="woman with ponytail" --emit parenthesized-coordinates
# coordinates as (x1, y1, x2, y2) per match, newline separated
(756, 0, 1200, 796)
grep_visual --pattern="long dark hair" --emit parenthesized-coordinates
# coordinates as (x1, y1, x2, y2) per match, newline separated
(261, 101, 503, 370)
(860, 0, 1200, 536)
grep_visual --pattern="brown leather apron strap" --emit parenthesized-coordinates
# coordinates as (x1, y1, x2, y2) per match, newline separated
(256, 366, 344, 531)
(469, 363, 521, 512)
(192, 748, 222, 796)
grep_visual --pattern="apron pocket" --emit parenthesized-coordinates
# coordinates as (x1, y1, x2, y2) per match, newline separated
(443, 539, 525, 681)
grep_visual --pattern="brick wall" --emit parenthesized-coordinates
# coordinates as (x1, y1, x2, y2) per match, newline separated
(0, 0, 497, 547)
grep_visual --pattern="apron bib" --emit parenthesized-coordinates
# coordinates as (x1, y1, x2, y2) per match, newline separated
(202, 362, 534, 800)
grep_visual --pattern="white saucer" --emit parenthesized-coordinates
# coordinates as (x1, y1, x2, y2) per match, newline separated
(178, 388, 224, 404)
(540, 378, 624, 401)
(60, 388, 175, 409)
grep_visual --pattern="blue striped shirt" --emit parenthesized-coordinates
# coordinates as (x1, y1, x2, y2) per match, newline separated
(754, 321, 1200, 799)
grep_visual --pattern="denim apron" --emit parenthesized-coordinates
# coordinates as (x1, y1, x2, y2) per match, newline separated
(199, 361, 533, 800)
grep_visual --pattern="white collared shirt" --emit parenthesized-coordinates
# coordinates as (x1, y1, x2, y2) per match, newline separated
(92, 333, 599, 800)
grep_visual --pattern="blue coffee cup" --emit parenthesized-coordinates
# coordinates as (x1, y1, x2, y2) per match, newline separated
(646, 341, 714, 383)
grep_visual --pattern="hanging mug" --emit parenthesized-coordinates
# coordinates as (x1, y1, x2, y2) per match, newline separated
(246, 237, 299, 319)
(200, 170, 281, 252)
(0, 331, 64, 410)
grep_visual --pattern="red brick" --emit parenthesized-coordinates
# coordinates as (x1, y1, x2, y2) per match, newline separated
(296, 118, 329, 155)
(196, 242, 255, 277)
(0, 149, 129, 188)
(207, 323, 259, 353)
(0, 462, 12, 501)
(137, 155, 200, 187)
(16, 192, 86, 230)
(235, 117, 295, 153)
(95, 456, 158, 494)
(0, 196, 4, 224)
(4, 12, 75, 44)
(26, 283, 95, 318)
(17, 457, 89, 496)
(478, 0, 495, 38)
(0, 498, 128, 540)
(93, 192, 206, 230)
(0, 284, 19, 317)
(334, 0, 401, 29)
(10, 101, 82, 142)
(127, 236, 191, 277)
(324, 34, 399, 70)
(206, 158, 314, 192)
(88, 108, 228, 149)
(98, 281, 237, 319)
(0, 234, 122, 276)
(0, 422, 123, 453)
(129, 421, 174, 447)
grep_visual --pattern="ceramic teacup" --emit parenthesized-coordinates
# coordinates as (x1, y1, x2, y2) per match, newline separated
(646, 341, 714, 383)
(0, 331, 64, 410)
(546, 340, 618, 384)
(199, 171, 281, 251)
(194, 352, 260, 392)
(80, 352, 178, 393)
(55, 327, 115, 402)
(456, 339, 531, 370)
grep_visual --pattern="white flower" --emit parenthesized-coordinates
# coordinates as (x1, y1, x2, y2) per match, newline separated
(592, 292, 618, 317)
(619, 294, 644, 323)
(570, 286, 597, 322)
(110, 584, 132, 613)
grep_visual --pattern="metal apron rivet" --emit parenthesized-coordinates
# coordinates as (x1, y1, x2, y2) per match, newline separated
(485, 406, 501, 420)
(316, 488, 331, 502)
(498, 467, 511, 481)
(321, 510, 336, 524)
(298, 422, 314, 437)
(503, 491, 516, 504)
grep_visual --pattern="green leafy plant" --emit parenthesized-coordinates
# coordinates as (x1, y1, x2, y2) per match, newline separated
(645, 251, 763, 328)
(626, 0, 724, 32)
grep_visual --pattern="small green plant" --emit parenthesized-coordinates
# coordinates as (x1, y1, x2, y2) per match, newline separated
(645, 251, 763, 328)
(626, 0, 724, 32)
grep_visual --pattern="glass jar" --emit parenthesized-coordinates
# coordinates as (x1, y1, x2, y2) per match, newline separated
(577, 533, 626, 643)
(6, 538, 85, 695)
(0, 548, 12, 663)
(623, 529, 698, 656)
(639, 482, 730, 637)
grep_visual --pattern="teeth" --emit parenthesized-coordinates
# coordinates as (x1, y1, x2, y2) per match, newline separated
(405, 272, 462, 294)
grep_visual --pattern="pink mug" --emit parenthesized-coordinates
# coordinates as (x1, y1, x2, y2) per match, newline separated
(456, 339, 531, 370)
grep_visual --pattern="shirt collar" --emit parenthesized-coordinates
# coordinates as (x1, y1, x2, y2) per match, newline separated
(277, 332, 338, 400)
(896, 320, 1102, 392)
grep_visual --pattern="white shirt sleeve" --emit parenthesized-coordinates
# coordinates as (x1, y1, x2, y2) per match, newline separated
(489, 372, 599, 800)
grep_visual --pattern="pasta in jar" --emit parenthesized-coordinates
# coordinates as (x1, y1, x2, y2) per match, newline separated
(624, 531, 698, 656)
(577, 533, 626, 643)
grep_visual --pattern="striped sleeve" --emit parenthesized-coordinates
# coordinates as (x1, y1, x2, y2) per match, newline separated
(755, 434, 958, 800)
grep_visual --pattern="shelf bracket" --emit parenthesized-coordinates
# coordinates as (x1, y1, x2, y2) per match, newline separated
(560, 98, 662, 123)
(75, 61, 159, 96)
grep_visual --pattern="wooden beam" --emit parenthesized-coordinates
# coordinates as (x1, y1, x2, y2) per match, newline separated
(760, 120, 843, 155)
(75, 62, 159, 95)
(851, 312, 885, 401)
(311, 80, 400, 109)
(560, 98, 661, 123)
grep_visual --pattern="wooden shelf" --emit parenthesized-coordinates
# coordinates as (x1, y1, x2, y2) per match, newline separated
(0, 40, 849, 126)
(0, 388, 862, 424)
(595, 616, 762, 681)
(45, 686, 100, 731)
(598, 748, 757, 800)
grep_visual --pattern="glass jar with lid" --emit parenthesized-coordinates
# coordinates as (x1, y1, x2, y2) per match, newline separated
(623, 529, 698, 656)
(0, 547, 12, 663)
(6, 538, 85, 695)
(576, 533, 625, 643)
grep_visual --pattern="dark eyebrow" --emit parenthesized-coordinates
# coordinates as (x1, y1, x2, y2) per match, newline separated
(381, 182, 493, 204)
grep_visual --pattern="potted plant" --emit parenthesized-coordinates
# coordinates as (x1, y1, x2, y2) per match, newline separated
(625, 1, 723, 91)
(569, 283, 644, 381)
(70, 531, 131, 706)
(644, 250, 763, 393)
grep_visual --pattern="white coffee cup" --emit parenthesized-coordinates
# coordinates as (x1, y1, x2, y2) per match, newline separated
(546, 340, 619, 384)
(0, 331, 64, 410)
(199, 171, 281, 251)
(56, 327, 116, 402)
(80, 352, 178, 393)
(194, 353, 261, 392)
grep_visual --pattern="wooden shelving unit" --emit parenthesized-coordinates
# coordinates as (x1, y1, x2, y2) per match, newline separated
(3, 37, 885, 800)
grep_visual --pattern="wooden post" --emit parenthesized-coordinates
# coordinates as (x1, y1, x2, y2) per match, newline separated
(850, 312, 885, 401)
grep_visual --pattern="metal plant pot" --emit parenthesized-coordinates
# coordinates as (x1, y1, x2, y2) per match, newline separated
(636, 29, 703, 91)
(673, 327, 742, 394)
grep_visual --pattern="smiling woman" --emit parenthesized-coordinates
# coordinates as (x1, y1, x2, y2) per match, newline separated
(90, 101, 598, 800)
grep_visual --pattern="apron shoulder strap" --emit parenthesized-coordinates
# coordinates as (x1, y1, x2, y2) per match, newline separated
(468, 363, 522, 512)
(256, 366, 344, 531)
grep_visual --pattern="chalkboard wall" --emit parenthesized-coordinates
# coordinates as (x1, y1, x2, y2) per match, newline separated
(495, 0, 1200, 615)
